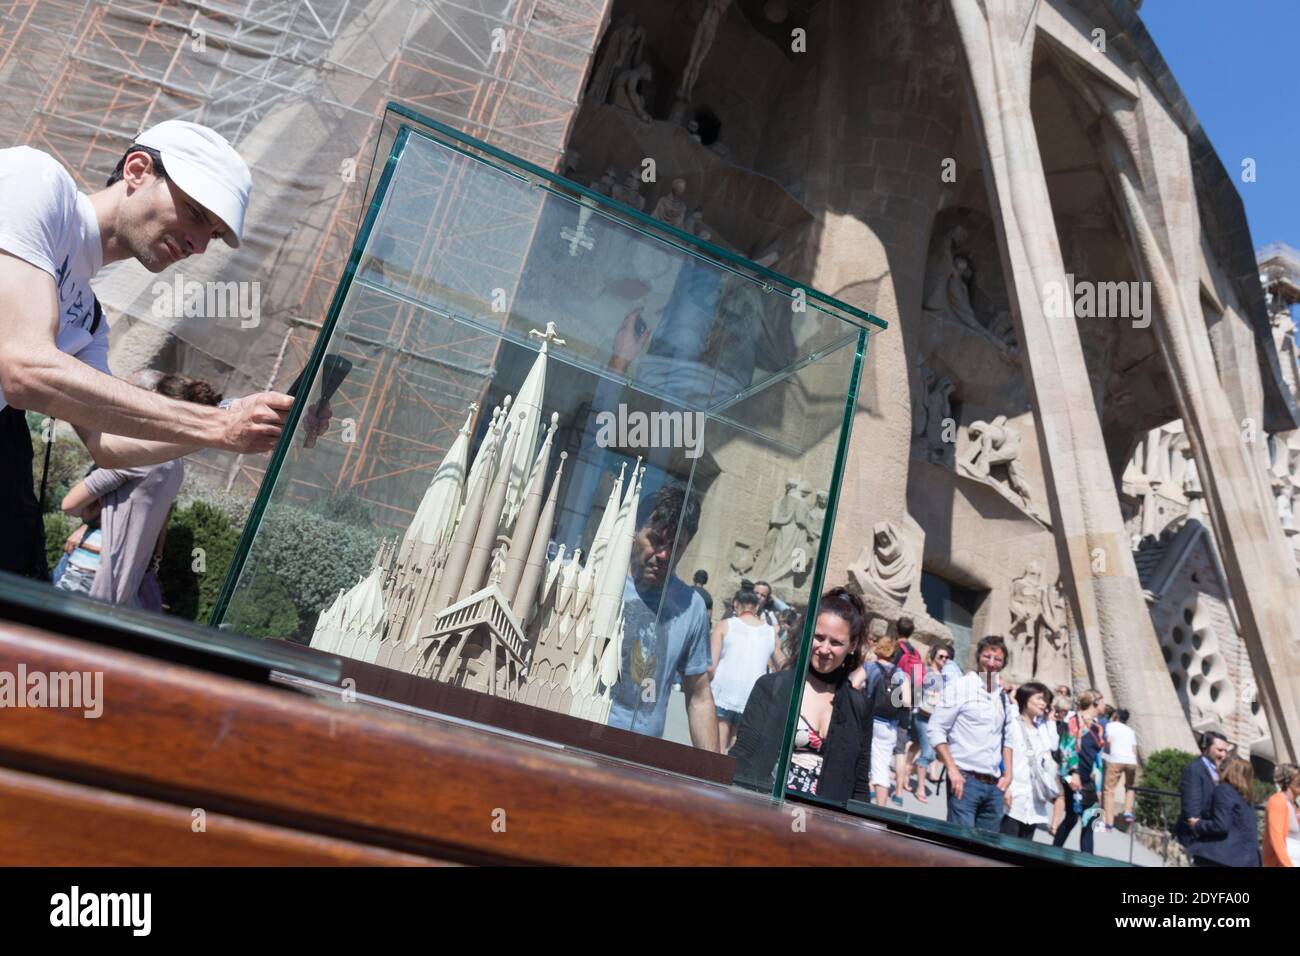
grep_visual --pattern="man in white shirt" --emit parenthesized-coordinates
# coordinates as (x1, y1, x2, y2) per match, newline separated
(928, 634, 1015, 832)
(0, 121, 324, 577)
(1103, 707, 1138, 829)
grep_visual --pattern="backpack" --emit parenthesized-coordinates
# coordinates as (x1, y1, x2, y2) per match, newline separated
(896, 640, 924, 695)
(865, 661, 903, 721)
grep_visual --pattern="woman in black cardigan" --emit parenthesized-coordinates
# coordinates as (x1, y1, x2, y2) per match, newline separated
(731, 588, 874, 804)
(1192, 757, 1262, 867)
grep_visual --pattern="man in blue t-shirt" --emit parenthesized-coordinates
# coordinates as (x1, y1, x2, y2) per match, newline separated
(607, 483, 718, 750)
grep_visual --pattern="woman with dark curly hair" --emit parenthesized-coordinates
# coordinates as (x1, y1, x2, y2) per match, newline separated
(731, 587, 875, 803)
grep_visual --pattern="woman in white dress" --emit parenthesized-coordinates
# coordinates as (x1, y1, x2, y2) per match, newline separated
(1001, 681, 1059, 841)
(709, 588, 779, 754)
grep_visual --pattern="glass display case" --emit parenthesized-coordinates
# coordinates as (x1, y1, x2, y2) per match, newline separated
(213, 103, 884, 794)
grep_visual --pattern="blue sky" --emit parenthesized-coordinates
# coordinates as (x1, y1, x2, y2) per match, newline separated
(1140, 0, 1297, 253)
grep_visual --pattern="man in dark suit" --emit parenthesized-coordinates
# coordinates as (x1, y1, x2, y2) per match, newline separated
(1175, 731, 1230, 857)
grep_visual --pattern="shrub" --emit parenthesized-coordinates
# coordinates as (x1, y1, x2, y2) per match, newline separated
(1136, 748, 1197, 830)
(158, 500, 240, 622)
(243, 503, 381, 640)
(224, 568, 301, 640)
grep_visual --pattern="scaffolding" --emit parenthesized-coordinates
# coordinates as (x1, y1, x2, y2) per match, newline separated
(0, 0, 610, 532)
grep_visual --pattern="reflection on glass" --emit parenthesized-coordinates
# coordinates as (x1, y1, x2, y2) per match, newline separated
(216, 109, 875, 795)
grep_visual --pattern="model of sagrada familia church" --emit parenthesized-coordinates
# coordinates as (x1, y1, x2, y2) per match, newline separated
(310, 325, 646, 722)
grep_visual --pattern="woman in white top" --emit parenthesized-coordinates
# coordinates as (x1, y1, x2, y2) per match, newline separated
(1001, 681, 1059, 841)
(709, 587, 779, 754)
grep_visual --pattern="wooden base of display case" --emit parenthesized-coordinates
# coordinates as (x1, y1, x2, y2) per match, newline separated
(0, 619, 999, 866)
(333, 655, 737, 785)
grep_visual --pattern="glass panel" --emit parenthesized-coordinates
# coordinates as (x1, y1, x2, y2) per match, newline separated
(214, 104, 880, 792)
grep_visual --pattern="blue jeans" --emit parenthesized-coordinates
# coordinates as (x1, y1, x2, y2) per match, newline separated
(947, 774, 1005, 832)
(912, 714, 935, 768)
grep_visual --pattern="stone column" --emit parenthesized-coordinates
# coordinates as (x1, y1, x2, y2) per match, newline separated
(947, 0, 1192, 751)
(1096, 83, 1300, 762)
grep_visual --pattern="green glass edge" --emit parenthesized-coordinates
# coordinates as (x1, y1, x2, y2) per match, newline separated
(209, 125, 413, 627)
(768, 328, 868, 801)
(380, 101, 888, 333)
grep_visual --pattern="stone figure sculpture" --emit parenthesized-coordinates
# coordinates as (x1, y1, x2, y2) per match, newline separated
(760, 478, 814, 582)
(855, 521, 920, 607)
(1008, 560, 1045, 642)
(958, 415, 1033, 506)
(911, 364, 956, 465)
(676, 0, 734, 106)
(1008, 560, 1068, 675)
(651, 178, 689, 230)
(589, 167, 617, 196)
(612, 62, 654, 123)
(923, 226, 984, 333)
(586, 13, 645, 105)
(610, 171, 646, 211)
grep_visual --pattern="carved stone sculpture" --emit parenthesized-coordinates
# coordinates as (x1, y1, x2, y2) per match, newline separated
(610, 171, 646, 211)
(651, 178, 689, 230)
(958, 415, 1033, 506)
(923, 226, 984, 333)
(589, 167, 617, 196)
(676, 0, 734, 106)
(911, 363, 956, 466)
(612, 62, 654, 123)
(852, 520, 920, 608)
(587, 13, 645, 105)
(759, 478, 814, 583)
(1008, 560, 1067, 673)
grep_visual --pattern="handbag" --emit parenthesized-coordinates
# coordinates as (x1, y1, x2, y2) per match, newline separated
(1021, 720, 1061, 803)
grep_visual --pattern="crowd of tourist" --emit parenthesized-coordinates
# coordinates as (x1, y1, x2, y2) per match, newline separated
(709, 578, 1300, 866)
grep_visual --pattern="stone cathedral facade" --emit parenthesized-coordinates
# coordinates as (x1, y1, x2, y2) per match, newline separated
(552, 0, 1300, 765)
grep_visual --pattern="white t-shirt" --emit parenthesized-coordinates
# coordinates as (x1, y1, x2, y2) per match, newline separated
(0, 146, 108, 411)
(1106, 720, 1137, 763)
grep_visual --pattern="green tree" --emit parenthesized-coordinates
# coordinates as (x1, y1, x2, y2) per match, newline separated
(1136, 748, 1197, 830)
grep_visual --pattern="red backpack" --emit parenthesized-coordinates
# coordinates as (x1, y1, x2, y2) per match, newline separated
(896, 640, 925, 698)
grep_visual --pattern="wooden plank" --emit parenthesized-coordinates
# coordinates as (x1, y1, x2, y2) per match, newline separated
(0, 622, 1003, 866)
(338, 656, 736, 784)
(0, 766, 442, 866)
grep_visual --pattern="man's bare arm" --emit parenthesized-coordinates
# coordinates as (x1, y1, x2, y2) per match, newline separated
(0, 252, 291, 466)
(72, 428, 201, 469)
(683, 671, 720, 752)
